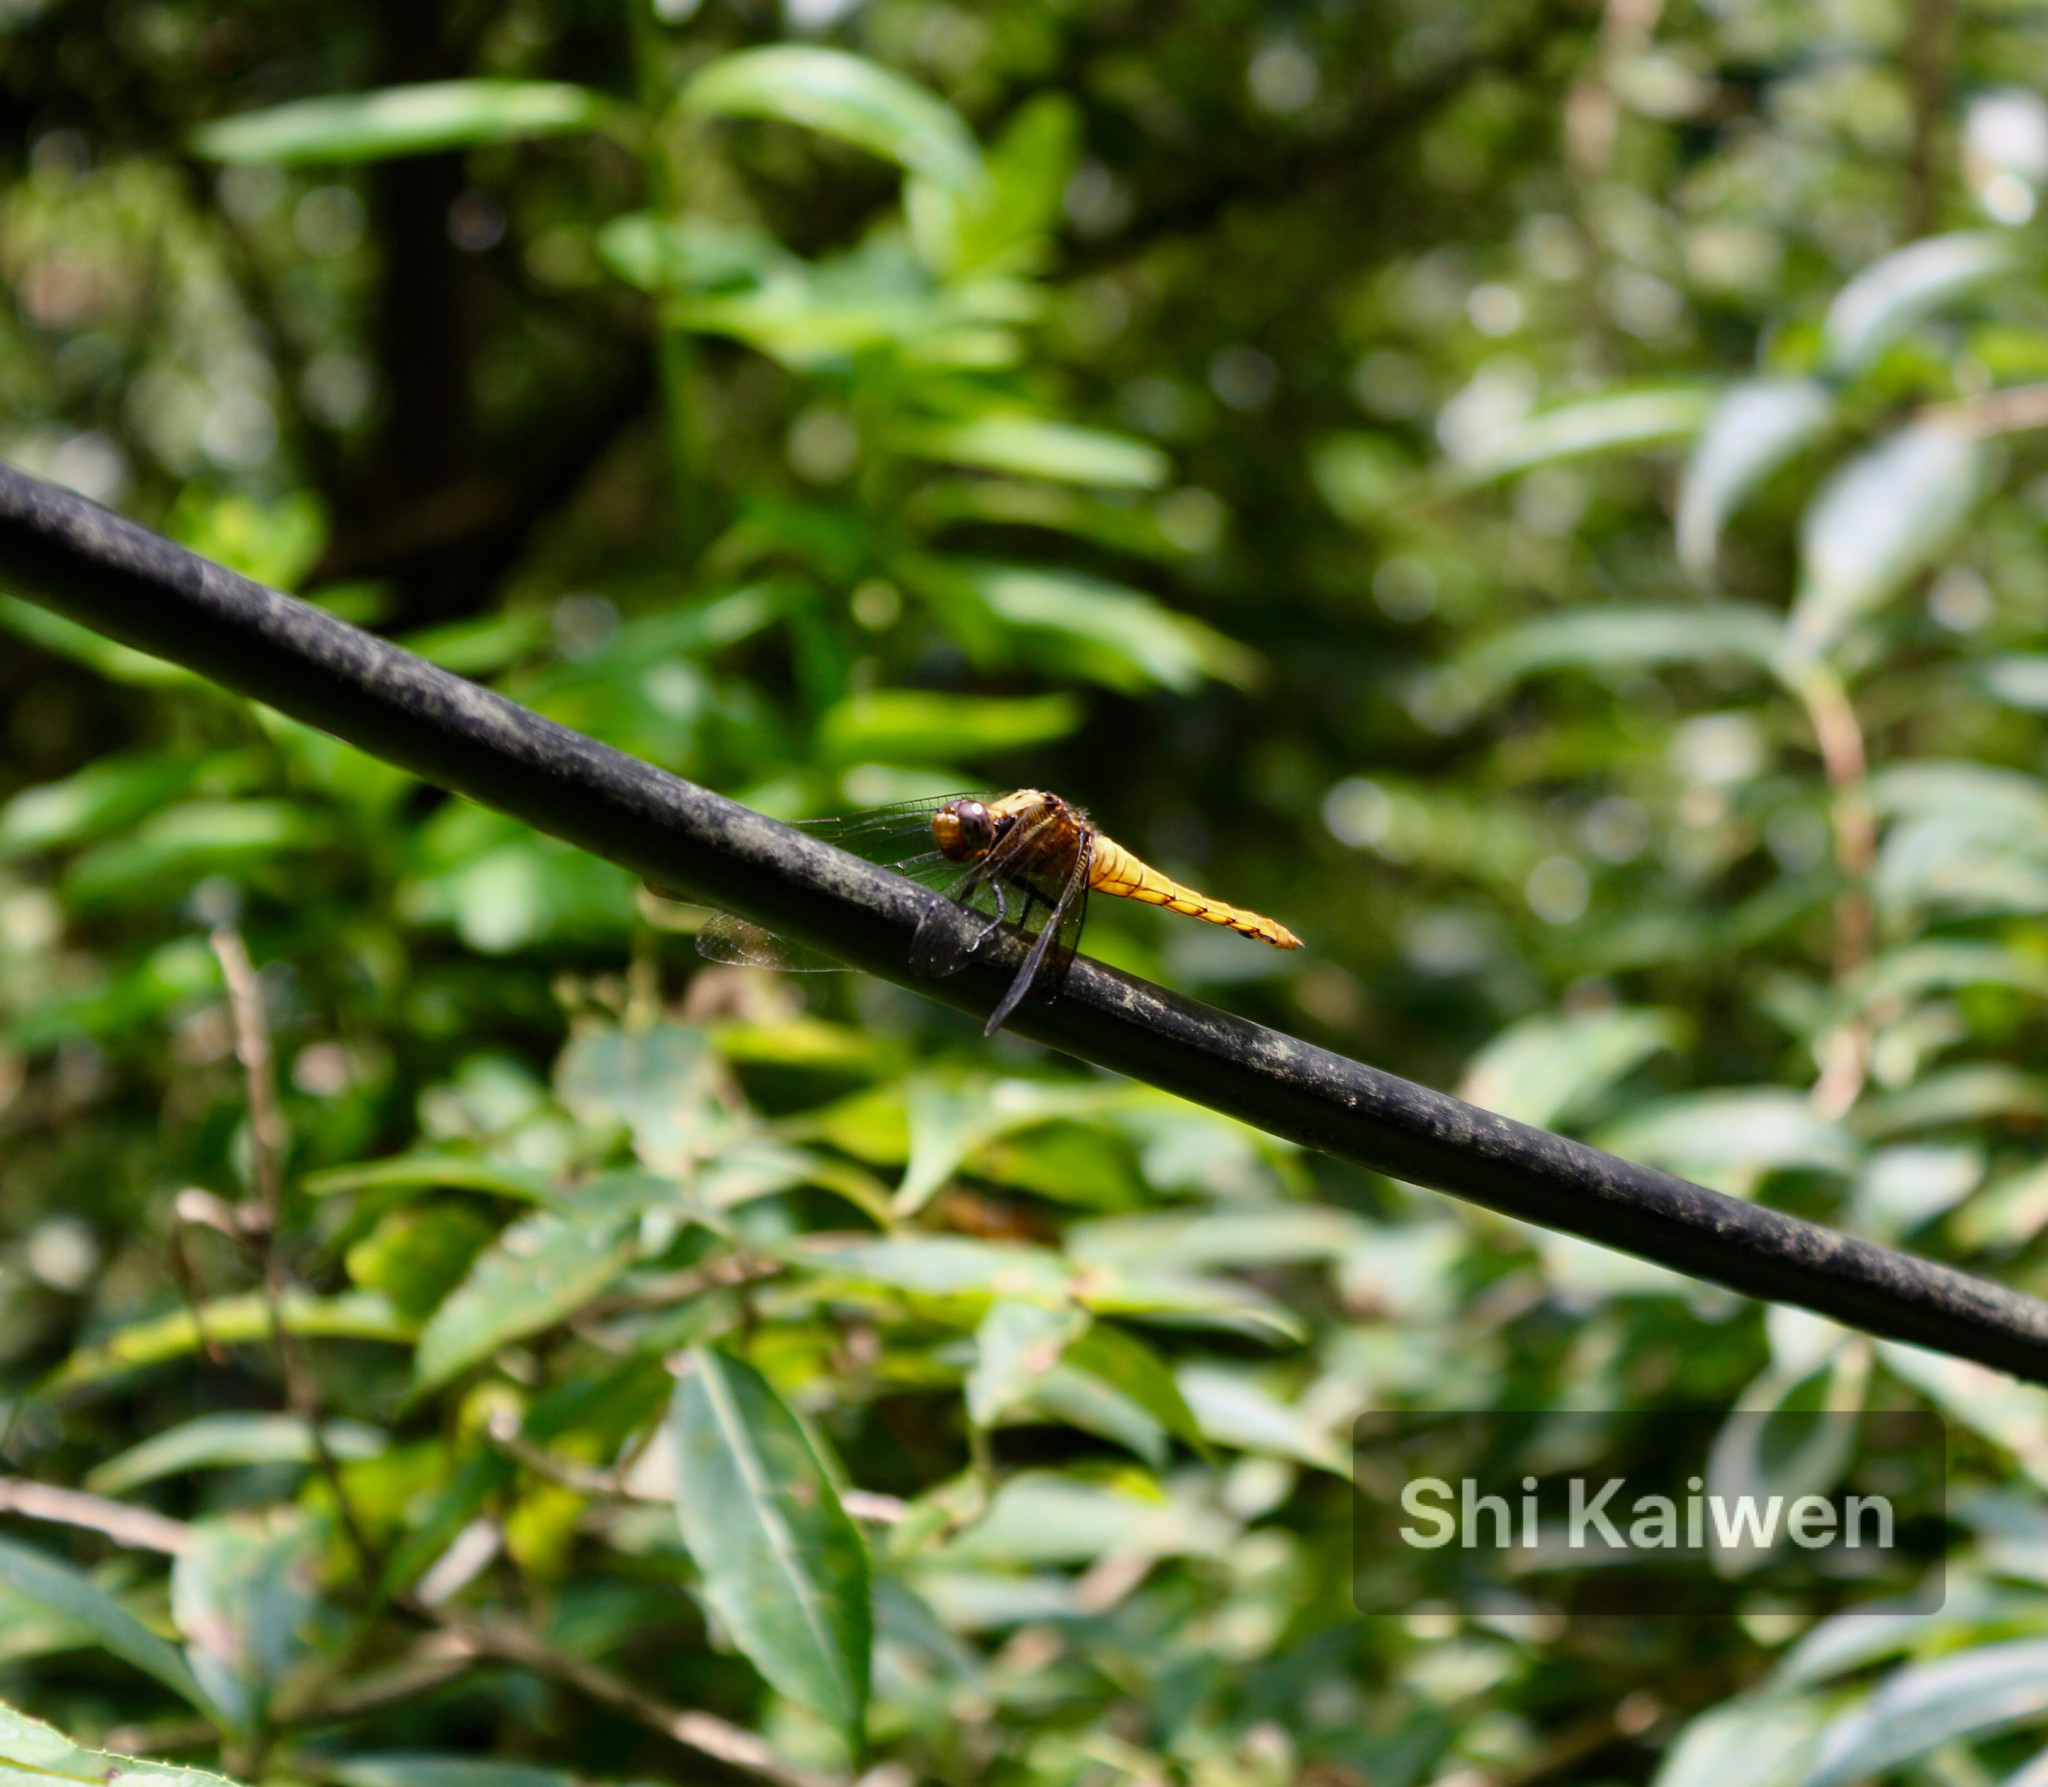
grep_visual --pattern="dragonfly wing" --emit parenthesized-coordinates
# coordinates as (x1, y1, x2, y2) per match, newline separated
(796, 799, 981, 868)
(984, 841, 1091, 1035)
(695, 912, 848, 973)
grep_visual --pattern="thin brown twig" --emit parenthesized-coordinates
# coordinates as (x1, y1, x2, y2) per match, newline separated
(427, 1606, 846, 1787)
(208, 924, 378, 1580)
(0, 1476, 191, 1554)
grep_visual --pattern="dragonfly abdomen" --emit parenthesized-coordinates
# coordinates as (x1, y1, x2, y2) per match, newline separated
(1088, 835, 1303, 949)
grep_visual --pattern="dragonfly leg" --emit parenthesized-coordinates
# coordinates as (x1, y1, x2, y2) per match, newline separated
(970, 878, 1012, 948)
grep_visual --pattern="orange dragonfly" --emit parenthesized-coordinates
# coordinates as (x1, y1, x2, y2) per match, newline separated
(696, 789, 1303, 1036)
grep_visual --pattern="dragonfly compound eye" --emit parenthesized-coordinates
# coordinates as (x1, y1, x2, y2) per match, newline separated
(934, 800, 995, 861)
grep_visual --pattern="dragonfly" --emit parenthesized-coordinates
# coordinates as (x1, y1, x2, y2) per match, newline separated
(696, 789, 1303, 1036)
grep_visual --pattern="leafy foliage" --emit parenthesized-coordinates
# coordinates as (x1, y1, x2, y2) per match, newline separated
(7, 1, 2048, 1785)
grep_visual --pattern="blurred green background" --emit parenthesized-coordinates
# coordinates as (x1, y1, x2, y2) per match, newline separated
(6, 0, 2048, 1782)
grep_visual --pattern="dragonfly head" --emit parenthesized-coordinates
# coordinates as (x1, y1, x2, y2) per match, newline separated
(933, 798, 997, 862)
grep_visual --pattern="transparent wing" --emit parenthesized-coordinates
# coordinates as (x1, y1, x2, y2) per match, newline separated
(982, 837, 1092, 1035)
(694, 798, 985, 975)
(695, 912, 846, 972)
(794, 797, 985, 868)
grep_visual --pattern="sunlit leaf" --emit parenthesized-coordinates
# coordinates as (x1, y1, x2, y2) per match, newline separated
(817, 689, 1081, 765)
(48, 1291, 414, 1393)
(332, 1760, 575, 1787)
(1787, 423, 1988, 658)
(192, 81, 614, 164)
(896, 415, 1168, 489)
(961, 563, 1261, 693)
(1449, 605, 1784, 719)
(1174, 1366, 1346, 1472)
(88, 1413, 386, 1496)
(1877, 1341, 2048, 1489)
(1452, 387, 1713, 481)
(1068, 1206, 1369, 1272)
(1805, 1638, 2048, 1787)
(1652, 1693, 1823, 1787)
(1676, 378, 1835, 580)
(1595, 1089, 1858, 1193)
(1458, 1006, 1683, 1131)
(1820, 231, 2018, 377)
(682, 46, 982, 191)
(555, 1023, 739, 1174)
(670, 1348, 871, 1747)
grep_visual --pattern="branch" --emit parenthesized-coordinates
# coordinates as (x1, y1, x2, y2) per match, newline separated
(0, 1476, 191, 1554)
(427, 1608, 844, 1787)
(3, 461, 2048, 1380)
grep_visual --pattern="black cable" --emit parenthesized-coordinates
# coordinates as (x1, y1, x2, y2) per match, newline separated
(3, 459, 2046, 1379)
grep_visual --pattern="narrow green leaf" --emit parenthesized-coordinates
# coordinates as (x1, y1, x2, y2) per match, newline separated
(1805, 1638, 2048, 1787)
(1788, 423, 1988, 657)
(1450, 604, 1784, 720)
(962, 563, 1261, 694)
(303, 1153, 563, 1204)
(1676, 379, 1835, 580)
(192, 81, 614, 165)
(817, 689, 1081, 765)
(682, 46, 982, 191)
(1174, 1365, 1347, 1472)
(1652, 1694, 1823, 1787)
(1452, 387, 1713, 481)
(671, 1348, 871, 1747)
(896, 415, 1169, 489)
(1457, 1005, 1684, 1131)
(88, 1413, 386, 1495)
(333, 1759, 575, 1787)
(48, 1290, 414, 1393)
(0, 1535, 220, 1722)
(797, 1234, 1070, 1302)
(1820, 231, 2018, 377)
(1062, 1322, 1206, 1454)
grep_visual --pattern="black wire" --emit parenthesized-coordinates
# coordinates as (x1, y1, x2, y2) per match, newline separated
(4, 460, 2047, 1380)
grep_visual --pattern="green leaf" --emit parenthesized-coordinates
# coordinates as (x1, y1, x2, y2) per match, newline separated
(1876, 1341, 2048, 1490)
(798, 1235, 1070, 1302)
(966, 1299, 1090, 1427)
(0, 1694, 247, 1787)
(1595, 1089, 1859, 1194)
(304, 1152, 564, 1205)
(1068, 1206, 1369, 1272)
(0, 1535, 220, 1721)
(1980, 653, 2048, 713)
(1062, 1323, 1206, 1454)
(0, 752, 196, 859)
(1451, 387, 1713, 481)
(1457, 1006, 1683, 1131)
(172, 1511, 326, 1733)
(682, 46, 982, 191)
(87, 1413, 387, 1496)
(191, 81, 615, 164)
(555, 1023, 739, 1173)
(1820, 231, 2018, 377)
(1787, 422, 1989, 658)
(48, 1290, 414, 1393)
(1805, 1638, 2048, 1787)
(1075, 1265, 1304, 1343)
(1652, 1694, 1823, 1787)
(817, 689, 1081, 765)
(412, 1178, 693, 1393)
(332, 1760, 576, 1787)
(670, 1348, 871, 1747)
(0, 595, 202, 687)
(896, 415, 1169, 489)
(1449, 604, 1784, 718)
(961, 563, 1261, 694)
(63, 800, 324, 904)
(1174, 1365, 1346, 1472)
(1677, 379, 1835, 580)
(595, 213, 789, 296)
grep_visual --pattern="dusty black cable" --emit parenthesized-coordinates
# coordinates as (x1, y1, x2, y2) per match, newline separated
(3, 460, 2047, 1379)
